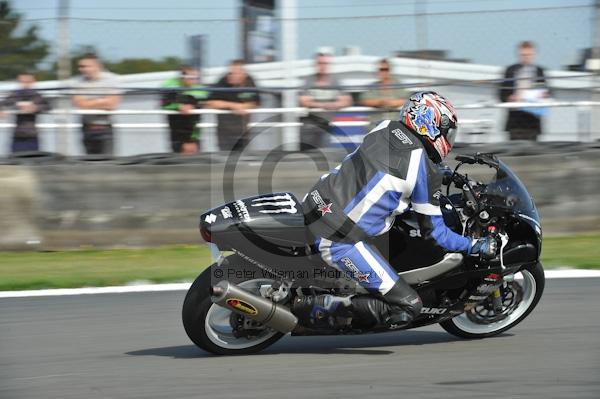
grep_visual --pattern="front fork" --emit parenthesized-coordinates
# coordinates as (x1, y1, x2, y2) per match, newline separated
(492, 271, 517, 312)
(492, 288, 503, 312)
(493, 231, 510, 312)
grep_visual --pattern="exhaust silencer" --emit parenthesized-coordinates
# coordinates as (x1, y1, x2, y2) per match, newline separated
(210, 280, 298, 334)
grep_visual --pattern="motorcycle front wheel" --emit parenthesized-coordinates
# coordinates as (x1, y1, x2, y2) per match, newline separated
(440, 262, 545, 339)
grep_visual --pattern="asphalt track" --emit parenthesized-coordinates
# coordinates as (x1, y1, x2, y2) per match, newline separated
(1, 278, 599, 399)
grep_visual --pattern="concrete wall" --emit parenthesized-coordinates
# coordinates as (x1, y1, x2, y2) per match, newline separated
(0, 146, 598, 250)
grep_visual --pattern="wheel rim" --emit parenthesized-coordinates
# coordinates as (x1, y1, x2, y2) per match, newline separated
(204, 279, 279, 350)
(452, 269, 537, 334)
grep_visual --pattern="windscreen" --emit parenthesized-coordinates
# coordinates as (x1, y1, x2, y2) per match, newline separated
(482, 160, 540, 224)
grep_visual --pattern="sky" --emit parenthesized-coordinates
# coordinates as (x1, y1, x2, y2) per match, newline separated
(8, 0, 595, 70)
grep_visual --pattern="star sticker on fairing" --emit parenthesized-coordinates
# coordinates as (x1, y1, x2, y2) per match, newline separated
(317, 202, 333, 216)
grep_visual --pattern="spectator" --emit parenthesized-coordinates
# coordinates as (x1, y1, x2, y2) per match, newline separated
(499, 41, 550, 141)
(206, 60, 260, 151)
(360, 58, 408, 124)
(299, 53, 352, 150)
(0, 72, 50, 153)
(161, 65, 208, 154)
(72, 53, 122, 155)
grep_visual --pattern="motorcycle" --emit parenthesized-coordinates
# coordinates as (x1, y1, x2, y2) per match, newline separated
(182, 153, 544, 355)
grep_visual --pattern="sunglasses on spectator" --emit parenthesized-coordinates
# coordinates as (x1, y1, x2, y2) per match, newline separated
(379, 67, 390, 72)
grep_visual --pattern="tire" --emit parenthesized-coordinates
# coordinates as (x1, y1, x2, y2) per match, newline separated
(182, 255, 285, 355)
(440, 262, 545, 339)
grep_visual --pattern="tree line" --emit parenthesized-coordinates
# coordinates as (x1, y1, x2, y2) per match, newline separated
(0, 1, 183, 82)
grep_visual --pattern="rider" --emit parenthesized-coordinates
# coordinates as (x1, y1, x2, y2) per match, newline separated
(294, 91, 497, 330)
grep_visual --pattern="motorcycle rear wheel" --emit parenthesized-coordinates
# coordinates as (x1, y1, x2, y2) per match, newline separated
(182, 255, 284, 355)
(440, 262, 545, 339)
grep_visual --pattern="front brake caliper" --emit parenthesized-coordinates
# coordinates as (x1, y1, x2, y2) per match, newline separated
(464, 273, 503, 311)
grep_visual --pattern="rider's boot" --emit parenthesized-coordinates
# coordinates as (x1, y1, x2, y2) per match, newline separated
(350, 279, 423, 330)
(350, 296, 414, 329)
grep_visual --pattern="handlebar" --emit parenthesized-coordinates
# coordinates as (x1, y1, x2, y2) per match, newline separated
(442, 153, 499, 212)
(442, 166, 480, 213)
(454, 154, 477, 165)
(455, 152, 499, 168)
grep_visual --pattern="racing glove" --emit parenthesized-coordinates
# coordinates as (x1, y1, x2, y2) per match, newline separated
(470, 236, 498, 259)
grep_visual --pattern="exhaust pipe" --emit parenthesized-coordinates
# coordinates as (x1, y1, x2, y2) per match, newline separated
(210, 280, 298, 334)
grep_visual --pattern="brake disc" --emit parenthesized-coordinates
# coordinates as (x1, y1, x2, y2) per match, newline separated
(466, 281, 524, 324)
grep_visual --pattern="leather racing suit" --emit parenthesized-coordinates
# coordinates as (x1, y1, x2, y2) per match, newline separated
(300, 119, 473, 329)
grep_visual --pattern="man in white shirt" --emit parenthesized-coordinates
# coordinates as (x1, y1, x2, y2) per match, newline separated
(72, 53, 122, 155)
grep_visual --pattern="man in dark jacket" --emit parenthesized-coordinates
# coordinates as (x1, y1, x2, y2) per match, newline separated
(161, 65, 208, 154)
(0, 72, 50, 153)
(499, 41, 549, 141)
(294, 91, 497, 330)
(206, 60, 260, 152)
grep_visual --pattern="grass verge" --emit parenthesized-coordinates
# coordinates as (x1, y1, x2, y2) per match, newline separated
(540, 234, 600, 270)
(0, 234, 598, 291)
(0, 245, 213, 291)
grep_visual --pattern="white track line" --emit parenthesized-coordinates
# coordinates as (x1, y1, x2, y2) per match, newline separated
(0, 283, 191, 299)
(545, 269, 600, 278)
(0, 269, 599, 299)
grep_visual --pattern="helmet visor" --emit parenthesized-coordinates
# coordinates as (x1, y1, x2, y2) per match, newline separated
(446, 127, 458, 147)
